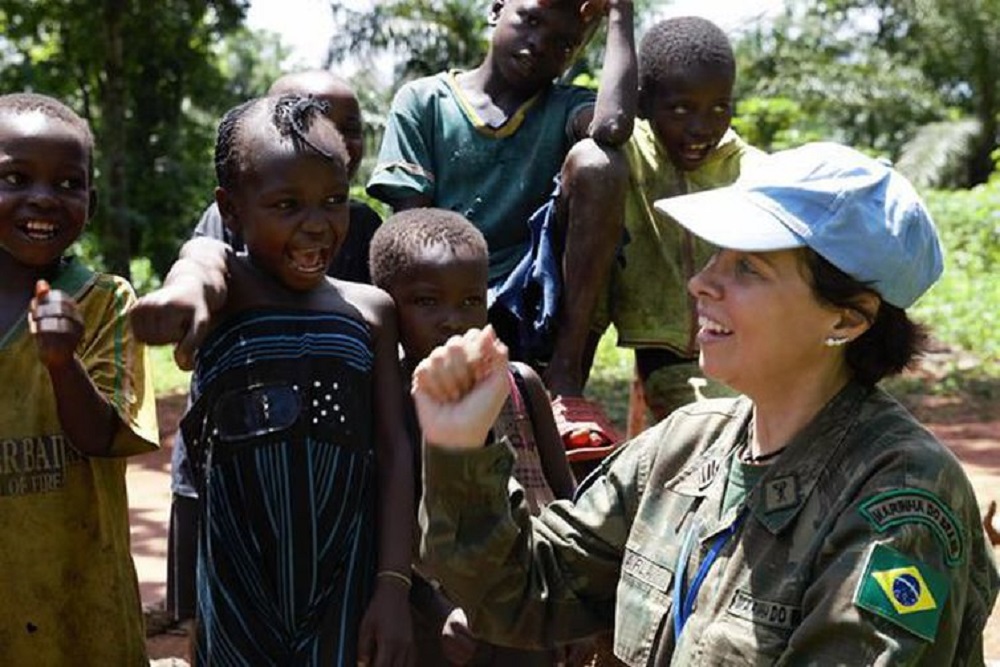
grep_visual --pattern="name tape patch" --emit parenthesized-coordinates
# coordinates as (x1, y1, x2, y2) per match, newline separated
(859, 489, 964, 565)
(622, 549, 673, 593)
(727, 589, 801, 631)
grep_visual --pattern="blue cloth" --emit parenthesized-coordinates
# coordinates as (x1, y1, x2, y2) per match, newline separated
(489, 178, 563, 364)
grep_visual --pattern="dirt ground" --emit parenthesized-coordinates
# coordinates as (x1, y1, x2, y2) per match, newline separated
(136, 379, 1000, 662)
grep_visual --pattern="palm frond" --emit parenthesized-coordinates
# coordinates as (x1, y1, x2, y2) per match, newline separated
(896, 118, 982, 189)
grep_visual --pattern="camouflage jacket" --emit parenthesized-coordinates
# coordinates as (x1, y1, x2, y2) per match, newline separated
(420, 382, 999, 665)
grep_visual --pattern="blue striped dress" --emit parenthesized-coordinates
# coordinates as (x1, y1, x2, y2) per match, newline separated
(180, 309, 376, 665)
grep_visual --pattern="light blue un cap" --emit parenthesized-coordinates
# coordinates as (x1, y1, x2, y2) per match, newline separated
(653, 142, 944, 308)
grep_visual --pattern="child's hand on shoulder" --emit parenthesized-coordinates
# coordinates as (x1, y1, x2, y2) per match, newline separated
(129, 278, 212, 371)
(412, 326, 510, 449)
(29, 280, 83, 369)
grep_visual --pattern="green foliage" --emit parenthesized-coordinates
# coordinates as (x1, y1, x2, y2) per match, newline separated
(914, 175, 1000, 361)
(585, 328, 632, 431)
(895, 118, 983, 189)
(0, 1, 279, 281)
(734, 4, 943, 158)
(328, 0, 491, 83)
(149, 345, 192, 397)
(734, 0, 1000, 185)
(129, 256, 162, 296)
(731, 96, 825, 151)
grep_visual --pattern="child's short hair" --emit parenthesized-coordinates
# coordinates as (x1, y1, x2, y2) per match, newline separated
(0, 92, 95, 172)
(369, 208, 488, 291)
(639, 17, 735, 94)
(214, 94, 349, 192)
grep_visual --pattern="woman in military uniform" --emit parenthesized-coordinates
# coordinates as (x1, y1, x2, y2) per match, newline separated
(411, 142, 999, 665)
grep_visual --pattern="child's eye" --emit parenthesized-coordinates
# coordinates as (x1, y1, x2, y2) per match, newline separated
(1, 172, 25, 186)
(324, 195, 348, 207)
(463, 296, 485, 308)
(58, 177, 85, 190)
(274, 199, 296, 211)
(713, 102, 732, 115)
(413, 295, 437, 307)
(669, 105, 690, 116)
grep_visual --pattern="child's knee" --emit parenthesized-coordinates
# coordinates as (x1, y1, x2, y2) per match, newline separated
(562, 138, 627, 193)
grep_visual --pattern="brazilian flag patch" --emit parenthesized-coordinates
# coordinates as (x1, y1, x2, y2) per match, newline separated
(853, 543, 949, 641)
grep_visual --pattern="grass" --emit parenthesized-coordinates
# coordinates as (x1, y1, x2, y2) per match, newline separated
(149, 345, 190, 397)
(585, 328, 633, 431)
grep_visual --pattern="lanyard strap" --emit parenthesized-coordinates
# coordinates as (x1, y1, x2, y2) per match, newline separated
(672, 509, 748, 642)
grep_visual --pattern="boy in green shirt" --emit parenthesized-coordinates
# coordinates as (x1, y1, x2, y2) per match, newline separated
(369, 0, 637, 453)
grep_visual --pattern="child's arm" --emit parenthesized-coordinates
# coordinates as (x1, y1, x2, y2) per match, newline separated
(512, 362, 577, 499)
(30, 280, 118, 456)
(572, 0, 637, 147)
(366, 83, 436, 213)
(357, 288, 415, 664)
(129, 237, 231, 370)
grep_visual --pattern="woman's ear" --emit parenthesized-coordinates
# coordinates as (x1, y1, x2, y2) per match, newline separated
(215, 187, 241, 236)
(830, 292, 881, 343)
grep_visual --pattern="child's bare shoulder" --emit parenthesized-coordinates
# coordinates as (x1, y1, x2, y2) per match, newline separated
(326, 279, 395, 327)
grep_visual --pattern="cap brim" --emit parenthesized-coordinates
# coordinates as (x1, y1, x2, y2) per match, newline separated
(654, 187, 806, 252)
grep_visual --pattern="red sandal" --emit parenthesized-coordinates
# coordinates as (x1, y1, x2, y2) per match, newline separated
(551, 396, 622, 462)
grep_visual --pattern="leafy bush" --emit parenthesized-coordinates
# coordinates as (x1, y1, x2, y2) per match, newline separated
(914, 174, 1000, 362)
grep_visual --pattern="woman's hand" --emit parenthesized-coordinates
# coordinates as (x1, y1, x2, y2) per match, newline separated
(412, 326, 510, 449)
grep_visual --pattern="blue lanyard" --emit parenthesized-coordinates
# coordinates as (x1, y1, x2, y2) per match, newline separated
(672, 509, 747, 642)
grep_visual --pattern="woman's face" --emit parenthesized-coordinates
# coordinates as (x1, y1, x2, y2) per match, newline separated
(687, 248, 846, 396)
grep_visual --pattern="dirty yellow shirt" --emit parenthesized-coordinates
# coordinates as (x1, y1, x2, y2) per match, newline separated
(603, 121, 765, 353)
(0, 258, 158, 665)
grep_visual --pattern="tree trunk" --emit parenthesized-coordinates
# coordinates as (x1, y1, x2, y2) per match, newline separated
(100, 0, 131, 279)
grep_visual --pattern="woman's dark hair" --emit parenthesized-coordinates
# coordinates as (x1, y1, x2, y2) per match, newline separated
(804, 249, 929, 386)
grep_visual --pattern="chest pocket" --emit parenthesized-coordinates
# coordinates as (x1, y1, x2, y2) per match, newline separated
(615, 545, 675, 666)
(614, 486, 700, 666)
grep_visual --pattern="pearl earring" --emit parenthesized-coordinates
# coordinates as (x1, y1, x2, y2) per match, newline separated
(824, 336, 849, 347)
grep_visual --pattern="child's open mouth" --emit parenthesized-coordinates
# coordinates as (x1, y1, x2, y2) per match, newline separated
(680, 142, 712, 163)
(287, 246, 329, 274)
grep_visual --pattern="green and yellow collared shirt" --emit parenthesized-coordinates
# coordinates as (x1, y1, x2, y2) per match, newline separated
(420, 382, 999, 665)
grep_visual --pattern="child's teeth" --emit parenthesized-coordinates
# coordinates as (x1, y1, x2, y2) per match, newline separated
(24, 220, 57, 239)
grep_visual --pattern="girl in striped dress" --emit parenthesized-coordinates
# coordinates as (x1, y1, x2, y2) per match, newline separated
(131, 94, 413, 665)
